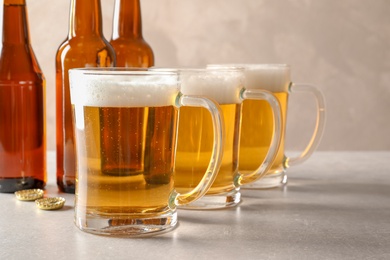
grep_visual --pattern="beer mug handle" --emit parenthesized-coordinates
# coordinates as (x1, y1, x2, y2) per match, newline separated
(171, 94, 224, 206)
(286, 83, 326, 167)
(237, 89, 282, 185)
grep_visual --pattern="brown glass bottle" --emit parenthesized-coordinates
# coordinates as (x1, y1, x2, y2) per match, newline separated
(110, 0, 154, 67)
(56, 0, 116, 193)
(0, 0, 46, 193)
(99, 0, 154, 176)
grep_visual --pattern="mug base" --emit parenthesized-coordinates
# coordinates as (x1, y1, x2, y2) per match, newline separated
(242, 172, 287, 189)
(178, 189, 241, 210)
(74, 210, 178, 237)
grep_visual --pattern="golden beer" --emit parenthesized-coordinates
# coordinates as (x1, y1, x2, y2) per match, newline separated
(175, 103, 240, 195)
(239, 92, 288, 176)
(74, 105, 177, 215)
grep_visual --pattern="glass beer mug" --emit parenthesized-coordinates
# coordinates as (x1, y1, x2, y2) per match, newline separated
(208, 64, 326, 188)
(69, 69, 224, 236)
(159, 68, 282, 209)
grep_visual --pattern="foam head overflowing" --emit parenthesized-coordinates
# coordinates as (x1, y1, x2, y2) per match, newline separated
(207, 64, 291, 92)
(180, 70, 244, 104)
(69, 69, 180, 107)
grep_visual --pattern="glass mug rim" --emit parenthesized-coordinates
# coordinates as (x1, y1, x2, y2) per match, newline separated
(207, 63, 291, 70)
(149, 67, 245, 74)
(69, 67, 177, 76)
(69, 67, 245, 82)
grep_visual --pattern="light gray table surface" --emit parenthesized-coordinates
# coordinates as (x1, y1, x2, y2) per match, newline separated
(1, 151, 389, 260)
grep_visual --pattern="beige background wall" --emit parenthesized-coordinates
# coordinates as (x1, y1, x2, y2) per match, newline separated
(1, 0, 389, 151)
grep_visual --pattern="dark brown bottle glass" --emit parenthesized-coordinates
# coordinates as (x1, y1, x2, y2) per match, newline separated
(0, 0, 46, 193)
(56, 0, 116, 193)
(99, 0, 154, 176)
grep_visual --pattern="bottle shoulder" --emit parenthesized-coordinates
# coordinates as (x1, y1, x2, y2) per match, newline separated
(57, 36, 114, 53)
(110, 37, 152, 47)
(109, 37, 154, 67)
(59, 35, 114, 46)
(55, 36, 116, 66)
(110, 38, 154, 55)
(0, 44, 44, 81)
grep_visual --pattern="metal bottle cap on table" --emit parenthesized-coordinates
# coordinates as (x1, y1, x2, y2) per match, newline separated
(14, 189, 44, 201)
(35, 197, 66, 210)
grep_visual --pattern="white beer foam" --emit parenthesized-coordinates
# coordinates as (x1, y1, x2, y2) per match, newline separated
(180, 71, 243, 104)
(207, 64, 290, 92)
(69, 70, 180, 107)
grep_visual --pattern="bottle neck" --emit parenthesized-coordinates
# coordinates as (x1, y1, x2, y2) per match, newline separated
(69, 0, 104, 37)
(2, 0, 30, 45)
(112, 0, 143, 40)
